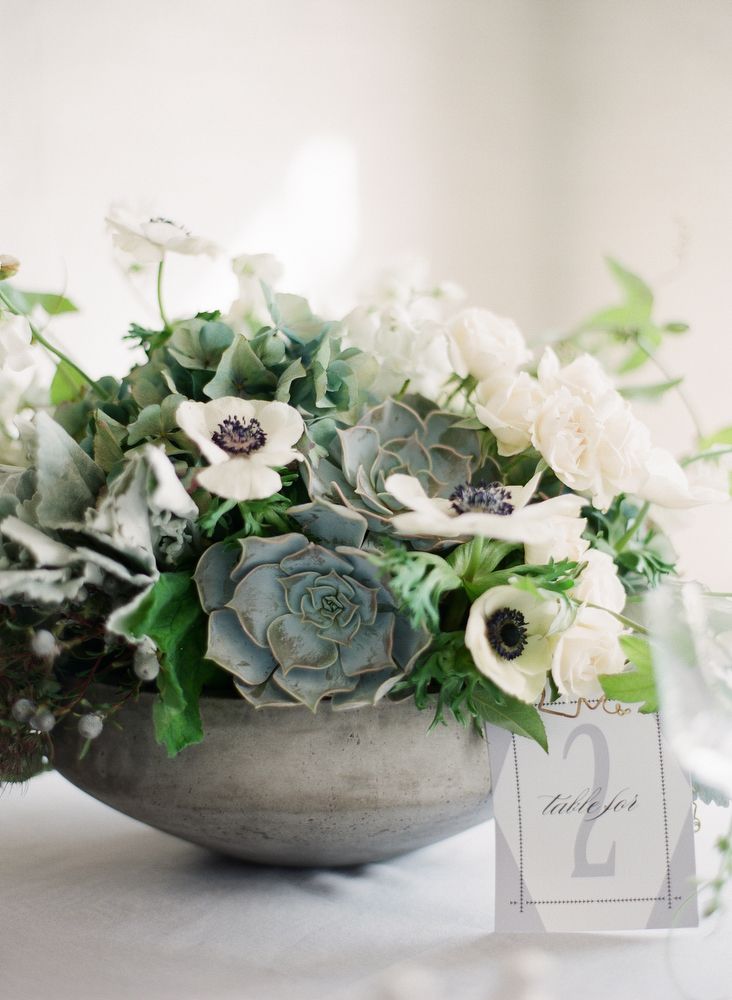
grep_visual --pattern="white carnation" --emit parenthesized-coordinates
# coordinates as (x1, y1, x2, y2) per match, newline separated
(572, 549, 626, 615)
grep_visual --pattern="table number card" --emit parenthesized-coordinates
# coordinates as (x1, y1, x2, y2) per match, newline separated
(487, 702, 698, 932)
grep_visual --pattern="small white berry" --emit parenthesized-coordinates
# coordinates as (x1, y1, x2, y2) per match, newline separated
(134, 639, 160, 681)
(11, 698, 37, 723)
(78, 713, 104, 739)
(31, 630, 59, 661)
(29, 708, 56, 733)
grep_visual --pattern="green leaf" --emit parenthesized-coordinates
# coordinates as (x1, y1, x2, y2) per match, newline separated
(1, 285, 78, 316)
(203, 334, 276, 399)
(50, 359, 88, 405)
(606, 257, 654, 317)
(599, 634, 658, 713)
(93, 414, 126, 473)
(700, 426, 732, 449)
(121, 573, 218, 756)
(471, 684, 548, 751)
(619, 377, 683, 401)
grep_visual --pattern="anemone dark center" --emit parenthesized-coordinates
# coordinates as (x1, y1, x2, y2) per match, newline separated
(212, 416, 267, 456)
(149, 216, 190, 234)
(449, 481, 514, 516)
(486, 607, 528, 660)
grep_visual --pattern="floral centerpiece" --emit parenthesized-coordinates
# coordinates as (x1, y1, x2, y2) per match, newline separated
(0, 218, 729, 817)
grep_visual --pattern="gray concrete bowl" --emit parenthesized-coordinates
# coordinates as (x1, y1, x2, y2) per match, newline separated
(53, 686, 493, 867)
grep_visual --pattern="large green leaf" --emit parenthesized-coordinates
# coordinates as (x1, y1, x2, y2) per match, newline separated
(50, 359, 89, 405)
(122, 572, 218, 756)
(471, 683, 548, 752)
(203, 335, 276, 399)
(599, 634, 658, 713)
(1, 284, 78, 316)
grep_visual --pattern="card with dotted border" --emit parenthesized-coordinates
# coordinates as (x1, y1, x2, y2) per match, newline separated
(487, 702, 698, 931)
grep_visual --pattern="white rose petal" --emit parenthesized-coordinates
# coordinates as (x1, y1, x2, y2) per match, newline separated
(636, 447, 730, 509)
(465, 584, 561, 703)
(572, 549, 626, 615)
(475, 371, 543, 457)
(447, 308, 532, 381)
(551, 607, 626, 699)
(523, 512, 589, 565)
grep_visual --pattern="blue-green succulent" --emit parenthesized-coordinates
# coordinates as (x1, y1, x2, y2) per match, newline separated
(303, 394, 496, 534)
(194, 522, 431, 711)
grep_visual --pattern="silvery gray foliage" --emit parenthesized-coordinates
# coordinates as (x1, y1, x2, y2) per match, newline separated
(194, 513, 431, 710)
(302, 395, 495, 535)
(0, 413, 198, 607)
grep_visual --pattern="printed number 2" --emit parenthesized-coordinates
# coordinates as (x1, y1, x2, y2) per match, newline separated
(564, 724, 617, 878)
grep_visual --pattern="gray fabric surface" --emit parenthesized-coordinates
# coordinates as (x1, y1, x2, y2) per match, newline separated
(1, 772, 730, 1000)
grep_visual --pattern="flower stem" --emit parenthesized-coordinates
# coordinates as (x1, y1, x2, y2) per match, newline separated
(157, 258, 171, 331)
(634, 337, 704, 442)
(585, 602, 650, 635)
(0, 286, 109, 401)
(615, 500, 650, 553)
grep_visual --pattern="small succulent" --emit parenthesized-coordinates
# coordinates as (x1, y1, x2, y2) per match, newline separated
(194, 521, 430, 710)
(303, 394, 496, 534)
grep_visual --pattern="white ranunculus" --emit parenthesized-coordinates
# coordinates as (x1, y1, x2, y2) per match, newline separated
(474, 371, 543, 457)
(176, 396, 304, 502)
(522, 512, 589, 566)
(385, 471, 585, 549)
(571, 549, 626, 615)
(466, 584, 561, 703)
(447, 308, 532, 382)
(106, 205, 219, 265)
(551, 607, 626, 699)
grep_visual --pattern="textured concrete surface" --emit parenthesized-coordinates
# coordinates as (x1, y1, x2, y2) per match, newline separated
(54, 689, 493, 866)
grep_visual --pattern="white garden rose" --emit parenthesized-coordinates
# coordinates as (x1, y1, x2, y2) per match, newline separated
(551, 607, 626, 699)
(106, 205, 218, 265)
(176, 396, 304, 501)
(537, 347, 614, 402)
(572, 549, 626, 615)
(385, 470, 585, 546)
(522, 511, 589, 565)
(531, 385, 651, 510)
(465, 584, 561, 703)
(447, 308, 532, 381)
(474, 371, 543, 457)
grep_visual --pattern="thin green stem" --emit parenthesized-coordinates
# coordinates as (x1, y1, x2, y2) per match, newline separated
(0, 286, 109, 400)
(585, 602, 650, 635)
(615, 501, 650, 553)
(682, 446, 732, 467)
(635, 337, 704, 442)
(157, 258, 171, 331)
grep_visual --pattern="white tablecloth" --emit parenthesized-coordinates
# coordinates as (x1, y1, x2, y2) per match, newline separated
(1, 772, 730, 1000)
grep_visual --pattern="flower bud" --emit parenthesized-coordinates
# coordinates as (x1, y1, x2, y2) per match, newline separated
(29, 708, 56, 733)
(133, 638, 160, 681)
(11, 697, 37, 723)
(78, 713, 104, 740)
(31, 629, 60, 662)
(0, 255, 20, 280)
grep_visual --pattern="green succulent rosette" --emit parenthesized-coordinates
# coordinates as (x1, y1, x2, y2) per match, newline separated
(194, 526, 431, 711)
(303, 395, 496, 534)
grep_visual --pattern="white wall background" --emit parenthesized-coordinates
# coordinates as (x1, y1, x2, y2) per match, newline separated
(2, 0, 732, 584)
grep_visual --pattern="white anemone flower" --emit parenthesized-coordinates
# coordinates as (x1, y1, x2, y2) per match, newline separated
(465, 584, 561, 702)
(176, 396, 304, 502)
(106, 205, 219, 265)
(384, 471, 585, 547)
